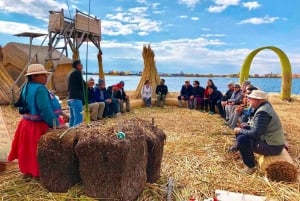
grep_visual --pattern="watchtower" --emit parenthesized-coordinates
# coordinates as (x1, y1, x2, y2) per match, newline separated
(47, 9, 104, 79)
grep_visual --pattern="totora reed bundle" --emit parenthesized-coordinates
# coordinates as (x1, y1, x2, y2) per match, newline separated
(38, 129, 81, 192)
(74, 123, 148, 200)
(258, 148, 298, 182)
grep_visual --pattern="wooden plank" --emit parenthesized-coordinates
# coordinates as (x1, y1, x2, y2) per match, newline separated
(75, 14, 101, 36)
(49, 13, 64, 31)
(0, 107, 11, 162)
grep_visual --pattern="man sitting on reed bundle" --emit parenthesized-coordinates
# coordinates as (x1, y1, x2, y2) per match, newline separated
(95, 79, 120, 118)
(155, 79, 168, 107)
(232, 90, 285, 175)
(178, 80, 193, 107)
(87, 78, 105, 120)
(113, 81, 131, 113)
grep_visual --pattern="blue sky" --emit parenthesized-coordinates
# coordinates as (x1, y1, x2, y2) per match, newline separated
(1, 0, 300, 75)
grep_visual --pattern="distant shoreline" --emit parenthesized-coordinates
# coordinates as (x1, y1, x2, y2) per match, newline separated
(83, 73, 299, 79)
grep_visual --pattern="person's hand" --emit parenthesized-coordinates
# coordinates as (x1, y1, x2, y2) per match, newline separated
(190, 95, 194, 100)
(239, 122, 248, 128)
(234, 127, 241, 135)
(181, 96, 184, 100)
(221, 101, 227, 107)
(106, 99, 112, 103)
(57, 124, 67, 129)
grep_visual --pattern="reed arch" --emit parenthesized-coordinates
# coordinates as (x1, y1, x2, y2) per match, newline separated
(239, 46, 292, 101)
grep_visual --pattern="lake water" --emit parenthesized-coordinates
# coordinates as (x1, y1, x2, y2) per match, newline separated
(85, 75, 300, 95)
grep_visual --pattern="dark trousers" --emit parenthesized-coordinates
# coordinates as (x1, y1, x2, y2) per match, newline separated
(237, 134, 284, 168)
(201, 99, 209, 111)
(103, 99, 120, 117)
(208, 100, 217, 113)
(217, 100, 225, 118)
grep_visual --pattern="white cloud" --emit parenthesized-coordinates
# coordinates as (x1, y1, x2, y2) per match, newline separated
(179, 15, 189, 19)
(191, 17, 200, 21)
(0, 20, 47, 35)
(103, 7, 162, 36)
(0, 0, 69, 22)
(238, 16, 279, 24)
(178, 0, 200, 9)
(208, 0, 240, 13)
(136, 0, 147, 4)
(242, 1, 261, 10)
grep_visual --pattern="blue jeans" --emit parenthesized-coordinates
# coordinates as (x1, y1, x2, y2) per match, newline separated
(143, 97, 151, 107)
(237, 134, 284, 168)
(68, 99, 83, 127)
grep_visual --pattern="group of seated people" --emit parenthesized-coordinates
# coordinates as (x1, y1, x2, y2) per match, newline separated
(86, 78, 130, 120)
(85, 75, 286, 176)
(176, 78, 286, 175)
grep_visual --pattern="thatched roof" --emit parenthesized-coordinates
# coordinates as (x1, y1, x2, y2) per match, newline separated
(2, 42, 71, 70)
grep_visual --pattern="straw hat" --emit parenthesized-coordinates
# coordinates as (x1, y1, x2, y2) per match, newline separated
(247, 90, 268, 100)
(25, 64, 51, 76)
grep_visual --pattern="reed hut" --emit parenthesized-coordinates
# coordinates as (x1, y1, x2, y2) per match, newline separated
(1, 42, 72, 100)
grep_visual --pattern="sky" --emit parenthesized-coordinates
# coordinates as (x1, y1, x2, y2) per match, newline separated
(1, 0, 300, 75)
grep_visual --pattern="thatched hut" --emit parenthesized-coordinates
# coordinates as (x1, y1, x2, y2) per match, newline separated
(1, 42, 72, 101)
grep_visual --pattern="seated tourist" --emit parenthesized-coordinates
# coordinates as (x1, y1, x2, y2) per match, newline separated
(178, 80, 193, 107)
(95, 79, 120, 117)
(155, 79, 168, 107)
(189, 80, 205, 109)
(226, 85, 258, 129)
(114, 81, 130, 112)
(217, 81, 235, 119)
(87, 78, 105, 120)
(141, 80, 152, 107)
(202, 79, 217, 112)
(232, 90, 285, 175)
(224, 83, 243, 121)
(206, 85, 223, 114)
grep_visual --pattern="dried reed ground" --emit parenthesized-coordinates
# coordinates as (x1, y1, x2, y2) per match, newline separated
(0, 94, 300, 200)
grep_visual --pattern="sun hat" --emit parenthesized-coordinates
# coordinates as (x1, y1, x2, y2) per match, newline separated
(25, 64, 51, 76)
(247, 90, 268, 100)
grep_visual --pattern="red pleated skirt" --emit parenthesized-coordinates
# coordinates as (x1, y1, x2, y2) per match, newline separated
(8, 118, 49, 177)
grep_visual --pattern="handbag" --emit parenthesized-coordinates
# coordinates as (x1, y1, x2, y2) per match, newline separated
(14, 83, 30, 114)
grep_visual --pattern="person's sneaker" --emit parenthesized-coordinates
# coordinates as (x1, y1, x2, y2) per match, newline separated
(208, 111, 215, 115)
(228, 145, 238, 153)
(240, 167, 257, 175)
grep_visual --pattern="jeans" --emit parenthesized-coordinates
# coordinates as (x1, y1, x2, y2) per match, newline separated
(68, 99, 83, 127)
(237, 134, 284, 168)
(143, 97, 151, 107)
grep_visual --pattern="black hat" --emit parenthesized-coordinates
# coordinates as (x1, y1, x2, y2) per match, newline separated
(72, 60, 81, 68)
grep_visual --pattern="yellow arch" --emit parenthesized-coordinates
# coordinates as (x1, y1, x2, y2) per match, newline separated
(240, 46, 292, 101)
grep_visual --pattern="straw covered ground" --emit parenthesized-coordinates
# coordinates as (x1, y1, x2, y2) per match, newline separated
(0, 94, 300, 200)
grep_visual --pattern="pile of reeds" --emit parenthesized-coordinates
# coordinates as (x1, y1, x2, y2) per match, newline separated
(134, 45, 161, 99)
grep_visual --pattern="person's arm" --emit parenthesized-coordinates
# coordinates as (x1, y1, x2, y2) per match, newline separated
(165, 85, 168, 95)
(141, 86, 144, 98)
(238, 111, 272, 139)
(156, 86, 159, 94)
(36, 87, 59, 127)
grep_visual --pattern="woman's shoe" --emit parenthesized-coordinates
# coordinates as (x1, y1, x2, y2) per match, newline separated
(22, 174, 32, 182)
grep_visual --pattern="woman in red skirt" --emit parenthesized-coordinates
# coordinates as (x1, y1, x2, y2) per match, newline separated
(8, 64, 66, 180)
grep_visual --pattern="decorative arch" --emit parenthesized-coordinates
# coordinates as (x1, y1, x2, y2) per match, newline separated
(239, 46, 292, 101)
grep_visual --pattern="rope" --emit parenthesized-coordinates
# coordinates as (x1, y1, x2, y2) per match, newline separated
(83, 0, 92, 124)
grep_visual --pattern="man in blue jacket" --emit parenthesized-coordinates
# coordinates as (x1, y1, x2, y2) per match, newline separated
(94, 79, 120, 117)
(178, 80, 193, 107)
